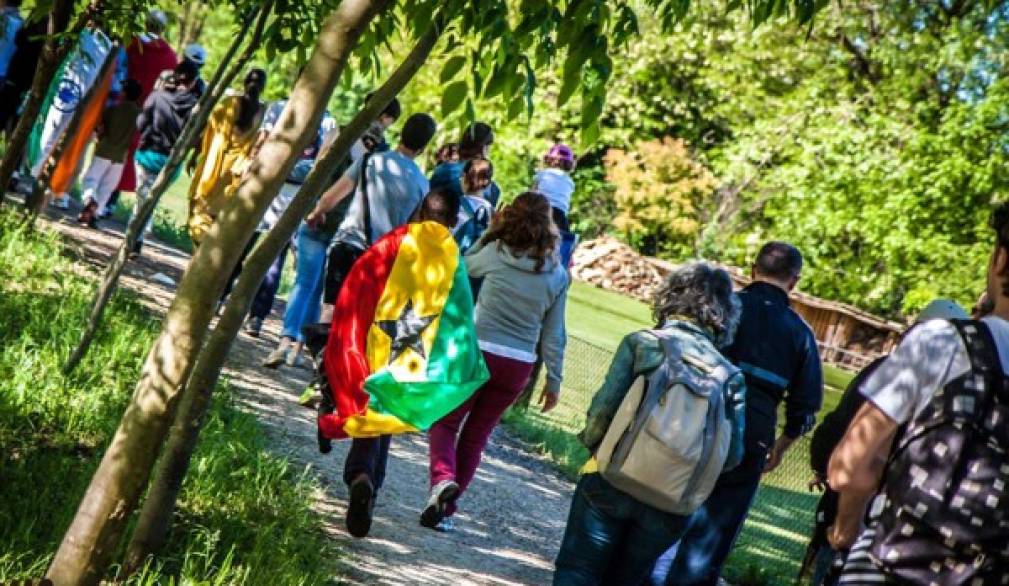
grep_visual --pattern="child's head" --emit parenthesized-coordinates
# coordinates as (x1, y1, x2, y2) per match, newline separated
(123, 79, 142, 103)
(415, 188, 461, 228)
(462, 157, 494, 195)
(544, 143, 576, 172)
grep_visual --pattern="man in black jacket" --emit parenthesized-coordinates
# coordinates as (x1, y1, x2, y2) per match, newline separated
(653, 241, 824, 586)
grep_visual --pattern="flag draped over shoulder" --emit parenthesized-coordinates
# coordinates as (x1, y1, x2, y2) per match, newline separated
(320, 221, 489, 440)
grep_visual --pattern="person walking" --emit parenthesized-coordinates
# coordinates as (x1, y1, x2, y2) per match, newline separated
(553, 262, 744, 585)
(187, 68, 267, 246)
(452, 157, 495, 255)
(429, 121, 501, 208)
(422, 191, 569, 533)
(652, 241, 824, 586)
(75, 79, 143, 228)
(532, 143, 576, 233)
(828, 206, 1009, 585)
(129, 60, 200, 256)
(241, 99, 337, 337)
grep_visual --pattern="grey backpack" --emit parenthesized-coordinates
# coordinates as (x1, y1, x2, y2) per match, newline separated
(595, 328, 745, 515)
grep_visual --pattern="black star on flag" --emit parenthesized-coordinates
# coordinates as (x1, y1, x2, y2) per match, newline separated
(375, 300, 438, 364)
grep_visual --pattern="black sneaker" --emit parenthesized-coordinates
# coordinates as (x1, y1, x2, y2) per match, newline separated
(420, 480, 460, 530)
(244, 316, 263, 337)
(346, 475, 375, 538)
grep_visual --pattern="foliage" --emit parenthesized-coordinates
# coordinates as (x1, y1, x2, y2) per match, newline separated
(605, 137, 717, 257)
(0, 211, 337, 583)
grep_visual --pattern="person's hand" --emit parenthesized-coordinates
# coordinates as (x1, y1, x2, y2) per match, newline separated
(763, 436, 794, 474)
(827, 521, 859, 550)
(538, 387, 559, 413)
(305, 209, 325, 229)
(808, 472, 828, 492)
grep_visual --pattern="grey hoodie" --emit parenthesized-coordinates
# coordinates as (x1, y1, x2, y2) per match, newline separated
(464, 240, 569, 394)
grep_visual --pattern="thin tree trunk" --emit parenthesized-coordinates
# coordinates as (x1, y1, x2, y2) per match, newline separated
(46, 2, 389, 584)
(62, 4, 265, 376)
(123, 23, 445, 570)
(0, 0, 74, 206)
(25, 47, 119, 218)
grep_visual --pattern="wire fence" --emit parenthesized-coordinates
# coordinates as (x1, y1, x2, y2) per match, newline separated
(509, 334, 827, 586)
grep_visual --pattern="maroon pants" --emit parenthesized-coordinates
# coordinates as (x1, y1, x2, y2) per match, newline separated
(428, 351, 534, 516)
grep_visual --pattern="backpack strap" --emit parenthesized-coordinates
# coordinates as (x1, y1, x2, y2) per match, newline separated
(358, 152, 373, 247)
(942, 319, 1002, 422)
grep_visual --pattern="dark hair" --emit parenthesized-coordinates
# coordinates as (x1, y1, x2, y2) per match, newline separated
(754, 241, 803, 281)
(544, 153, 575, 172)
(366, 91, 401, 122)
(6, 0, 22, 7)
(400, 113, 437, 152)
(653, 262, 741, 347)
(462, 158, 493, 194)
(990, 202, 1009, 296)
(123, 78, 142, 102)
(235, 68, 267, 131)
(481, 191, 558, 272)
(459, 122, 494, 159)
(416, 188, 461, 229)
(435, 143, 459, 165)
(173, 60, 199, 85)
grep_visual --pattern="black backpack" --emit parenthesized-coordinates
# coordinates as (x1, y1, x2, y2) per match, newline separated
(870, 319, 1009, 585)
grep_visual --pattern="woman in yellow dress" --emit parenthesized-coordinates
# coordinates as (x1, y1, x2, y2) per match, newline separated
(187, 68, 267, 245)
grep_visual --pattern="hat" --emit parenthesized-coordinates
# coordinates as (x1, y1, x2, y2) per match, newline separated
(146, 9, 168, 33)
(916, 298, 969, 323)
(184, 43, 207, 67)
(547, 143, 575, 163)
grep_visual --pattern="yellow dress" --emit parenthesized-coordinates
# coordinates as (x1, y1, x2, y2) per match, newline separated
(187, 95, 264, 245)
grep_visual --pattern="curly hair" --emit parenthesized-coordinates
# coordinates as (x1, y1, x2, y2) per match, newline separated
(652, 262, 741, 348)
(480, 191, 558, 272)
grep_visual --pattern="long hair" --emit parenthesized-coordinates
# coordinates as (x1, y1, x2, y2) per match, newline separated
(652, 262, 741, 348)
(480, 191, 558, 272)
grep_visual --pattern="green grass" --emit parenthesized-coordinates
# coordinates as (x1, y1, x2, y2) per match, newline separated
(0, 210, 339, 584)
(505, 280, 856, 585)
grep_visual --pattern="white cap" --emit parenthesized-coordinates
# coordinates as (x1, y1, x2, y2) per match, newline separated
(184, 43, 207, 67)
(917, 298, 969, 323)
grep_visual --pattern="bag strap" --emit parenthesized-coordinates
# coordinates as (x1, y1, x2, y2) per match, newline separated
(359, 152, 373, 247)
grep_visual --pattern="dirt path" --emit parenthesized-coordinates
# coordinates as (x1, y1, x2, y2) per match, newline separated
(43, 209, 575, 585)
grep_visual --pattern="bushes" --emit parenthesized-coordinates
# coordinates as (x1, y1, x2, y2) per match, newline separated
(0, 211, 338, 584)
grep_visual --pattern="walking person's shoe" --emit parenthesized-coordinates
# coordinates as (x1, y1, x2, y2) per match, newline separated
(285, 346, 303, 368)
(420, 479, 460, 530)
(244, 316, 263, 337)
(50, 194, 70, 210)
(346, 474, 376, 538)
(77, 200, 99, 228)
(262, 345, 287, 368)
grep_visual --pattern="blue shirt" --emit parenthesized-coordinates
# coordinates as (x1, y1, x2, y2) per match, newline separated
(725, 282, 823, 439)
(0, 7, 23, 79)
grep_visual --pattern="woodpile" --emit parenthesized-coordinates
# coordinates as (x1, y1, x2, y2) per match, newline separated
(571, 237, 665, 301)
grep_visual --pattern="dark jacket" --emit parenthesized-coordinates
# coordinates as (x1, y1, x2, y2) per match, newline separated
(809, 357, 885, 475)
(725, 281, 823, 443)
(136, 86, 198, 155)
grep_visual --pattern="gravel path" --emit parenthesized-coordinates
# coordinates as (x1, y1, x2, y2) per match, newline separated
(45, 209, 575, 585)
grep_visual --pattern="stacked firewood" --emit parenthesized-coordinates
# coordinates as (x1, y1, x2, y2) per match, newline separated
(571, 237, 667, 301)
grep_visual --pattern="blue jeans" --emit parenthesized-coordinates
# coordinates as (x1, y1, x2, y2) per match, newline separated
(651, 431, 772, 586)
(554, 473, 691, 586)
(281, 223, 332, 342)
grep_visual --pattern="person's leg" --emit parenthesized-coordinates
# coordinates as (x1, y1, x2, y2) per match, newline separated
(658, 440, 770, 586)
(79, 156, 109, 206)
(553, 473, 632, 586)
(94, 160, 125, 215)
(249, 240, 290, 320)
(452, 353, 534, 496)
(281, 226, 327, 341)
(427, 392, 480, 487)
(606, 502, 691, 585)
(343, 437, 385, 488)
(370, 434, 393, 492)
(219, 232, 260, 305)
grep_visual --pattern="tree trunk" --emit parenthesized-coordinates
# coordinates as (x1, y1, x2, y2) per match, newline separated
(123, 22, 445, 570)
(25, 47, 119, 218)
(61, 3, 266, 376)
(46, 1, 389, 584)
(0, 0, 73, 207)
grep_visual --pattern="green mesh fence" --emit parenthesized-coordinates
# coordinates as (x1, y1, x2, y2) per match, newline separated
(510, 334, 827, 586)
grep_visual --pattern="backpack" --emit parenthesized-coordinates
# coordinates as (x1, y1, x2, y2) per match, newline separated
(595, 326, 746, 515)
(454, 196, 491, 255)
(869, 319, 1009, 585)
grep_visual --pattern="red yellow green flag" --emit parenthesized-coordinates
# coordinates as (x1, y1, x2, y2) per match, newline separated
(320, 221, 489, 439)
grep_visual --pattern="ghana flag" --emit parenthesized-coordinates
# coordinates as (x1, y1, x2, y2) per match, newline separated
(319, 221, 489, 440)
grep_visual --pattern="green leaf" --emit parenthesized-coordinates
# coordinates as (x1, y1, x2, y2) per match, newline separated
(440, 56, 466, 84)
(441, 81, 468, 118)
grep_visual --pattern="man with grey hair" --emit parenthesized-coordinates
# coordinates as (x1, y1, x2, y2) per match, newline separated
(654, 241, 824, 585)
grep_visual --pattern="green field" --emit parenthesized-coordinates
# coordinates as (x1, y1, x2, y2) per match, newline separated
(507, 280, 853, 585)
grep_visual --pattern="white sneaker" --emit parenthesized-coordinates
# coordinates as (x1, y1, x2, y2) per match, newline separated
(420, 480, 460, 529)
(50, 195, 70, 210)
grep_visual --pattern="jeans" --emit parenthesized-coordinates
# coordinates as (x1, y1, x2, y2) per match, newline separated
(249, 239, 290, 319)
(343, 436, 392, 493)
(554, 473, 692, 586)
(281, 223, 332, 342)
(428, 352, 534, 516)
(651, 428, 772, 586)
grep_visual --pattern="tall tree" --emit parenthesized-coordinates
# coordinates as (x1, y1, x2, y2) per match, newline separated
(45, 1, 389, 583)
